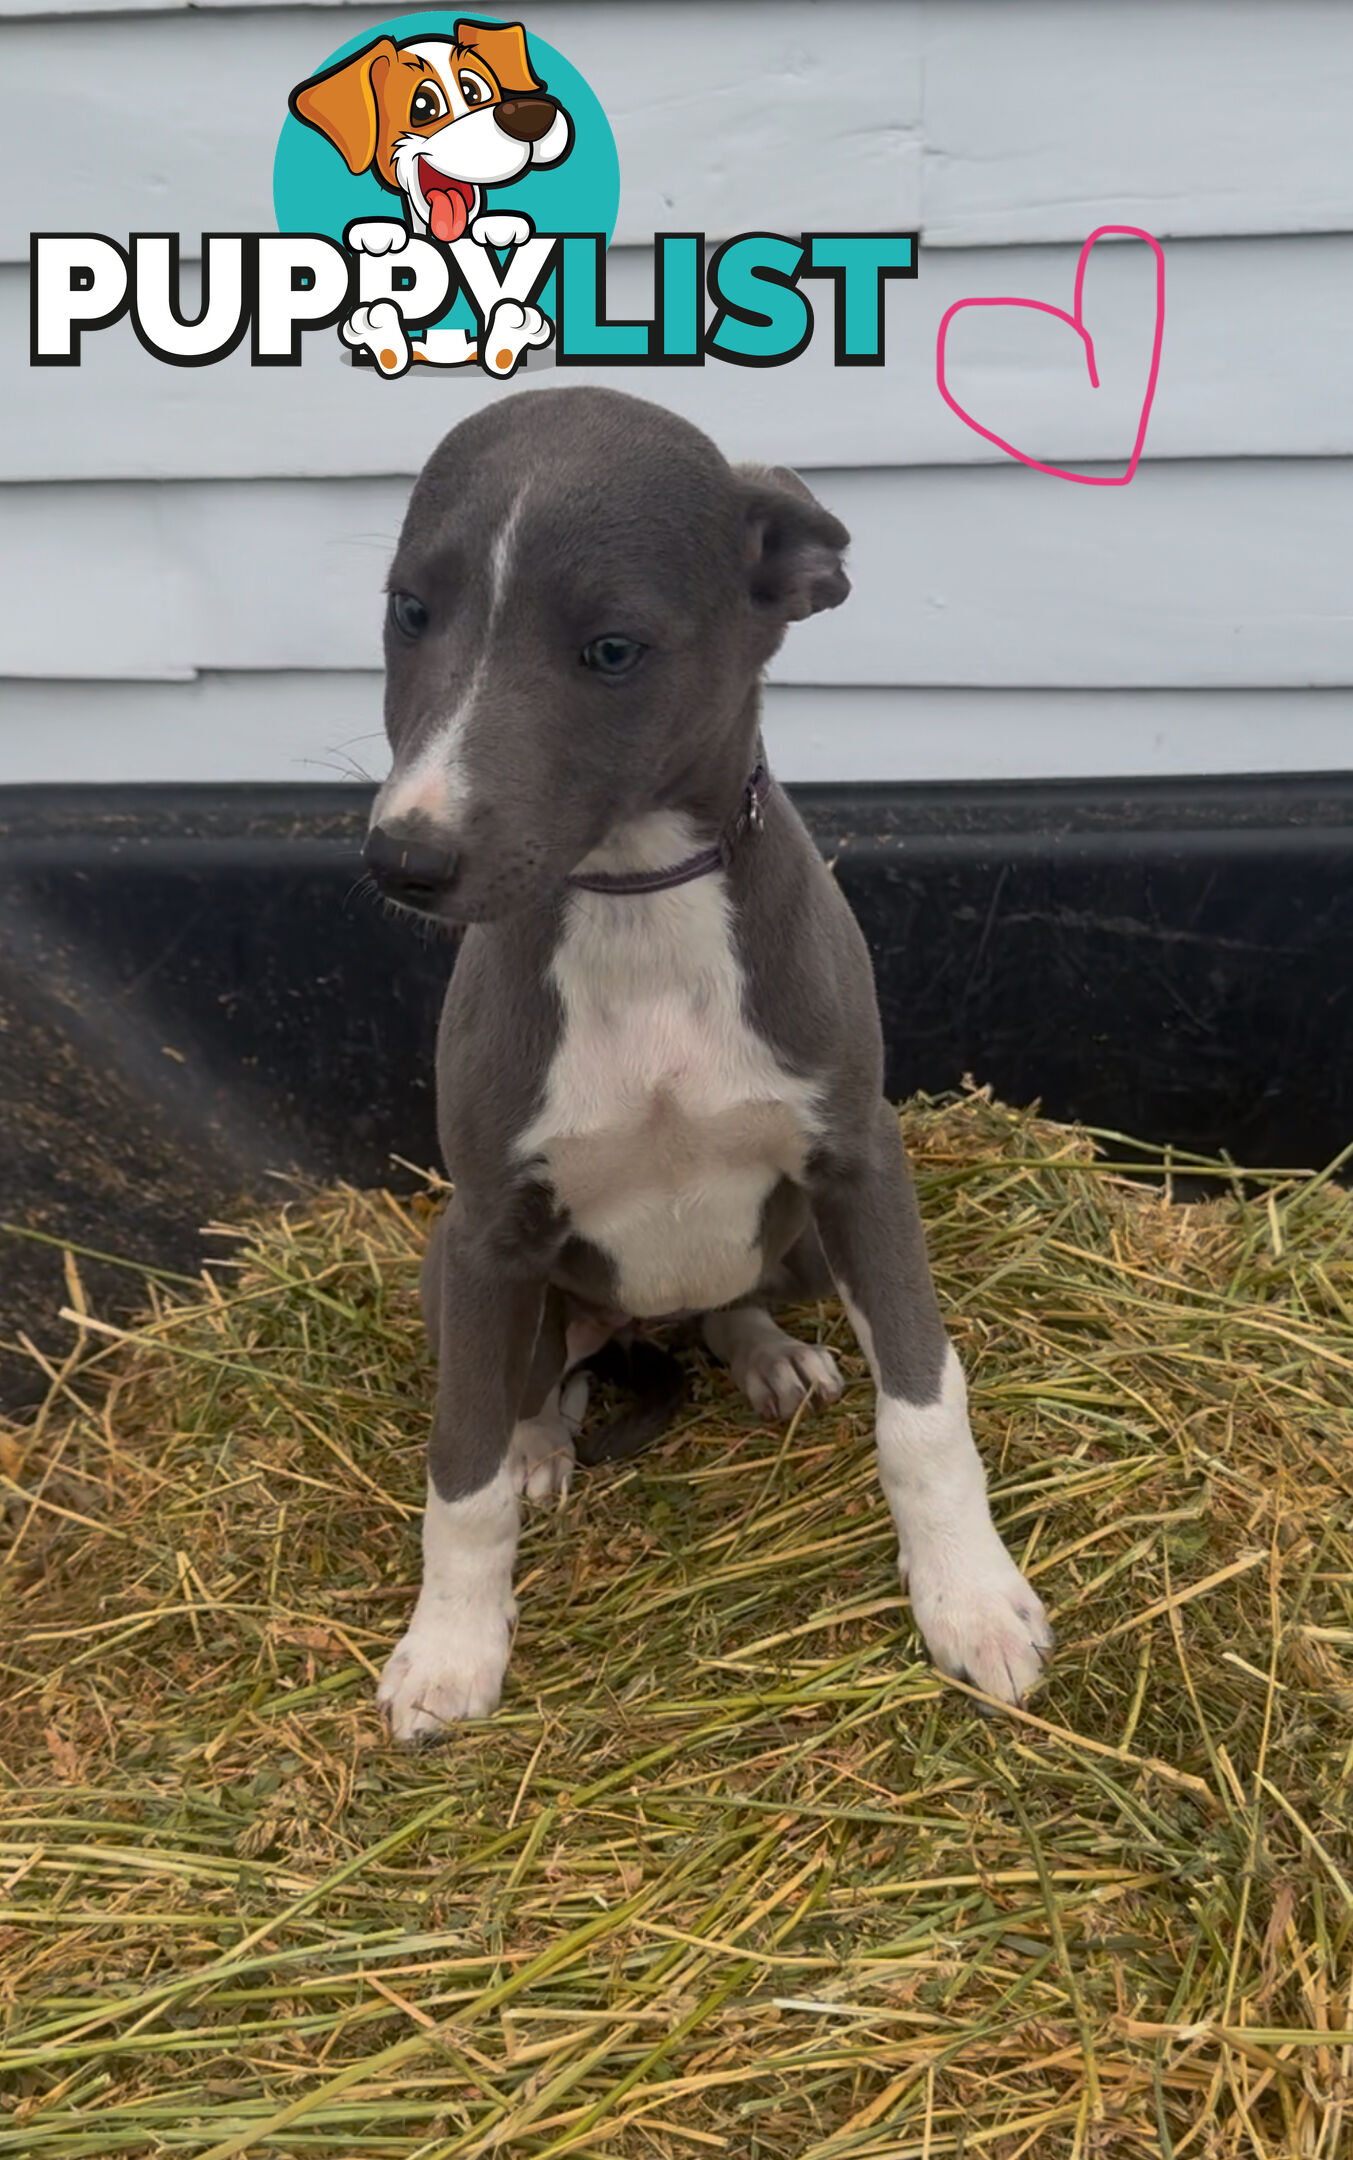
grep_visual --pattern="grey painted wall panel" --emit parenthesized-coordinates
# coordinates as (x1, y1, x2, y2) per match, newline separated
(7, 1, 1351, 261)
(12, 235, 1353, 482)
(6, 0, 1351, 782)
(921, 0, 1353, 245)
(2, 2, 923, 262)
(5, 463, 1351, 688)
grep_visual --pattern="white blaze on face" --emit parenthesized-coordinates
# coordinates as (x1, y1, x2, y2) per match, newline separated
(375, 488, 528, 830)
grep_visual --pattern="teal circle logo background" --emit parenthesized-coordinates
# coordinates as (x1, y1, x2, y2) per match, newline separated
(272, 13, 620, 333)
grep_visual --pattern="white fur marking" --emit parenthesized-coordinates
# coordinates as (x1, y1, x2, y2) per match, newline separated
(518, 827, 822, 1316)
(841, 1294, 879, 1387)
(375, 488, 527, 828)
(488, 486, 525, 612)
(874, 1345, 1051, 1703)
(377, 1466, 520, 1739)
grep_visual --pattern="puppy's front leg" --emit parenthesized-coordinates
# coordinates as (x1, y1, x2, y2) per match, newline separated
(379, 1217, 546, 1741)
(813, 1103, 1052, 1704)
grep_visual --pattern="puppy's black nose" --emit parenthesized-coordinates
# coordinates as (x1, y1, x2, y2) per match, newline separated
(363, 825, 459, 910)
(495, 96, 557, 143)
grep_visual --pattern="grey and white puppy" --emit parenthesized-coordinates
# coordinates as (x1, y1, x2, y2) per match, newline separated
(362, 385, 1052, 1740)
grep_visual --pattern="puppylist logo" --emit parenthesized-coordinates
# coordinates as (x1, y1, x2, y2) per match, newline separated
(30, 12, 916, 377)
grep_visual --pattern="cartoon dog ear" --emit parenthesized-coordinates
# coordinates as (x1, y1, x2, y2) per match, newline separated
(453, 18, 543, 96)
(290, 37, 399, 175)
(737, 465, 851, 622)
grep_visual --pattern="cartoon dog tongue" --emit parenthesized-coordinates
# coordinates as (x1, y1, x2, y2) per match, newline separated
(425, 182, 469, 244)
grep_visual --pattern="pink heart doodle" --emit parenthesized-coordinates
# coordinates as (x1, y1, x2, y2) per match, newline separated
(935, 224, 1165, 487)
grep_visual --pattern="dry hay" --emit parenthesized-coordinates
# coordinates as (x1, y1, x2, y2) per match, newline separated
(1, 1089, 1351, 2159)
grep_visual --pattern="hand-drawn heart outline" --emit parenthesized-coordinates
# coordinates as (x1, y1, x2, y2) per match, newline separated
(935, 224, 1166, 487)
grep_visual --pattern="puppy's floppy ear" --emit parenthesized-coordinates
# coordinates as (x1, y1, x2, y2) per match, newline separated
(290, 37, 398, 175)
(454, 18, 543, 96)
(737, 464, 851, 623)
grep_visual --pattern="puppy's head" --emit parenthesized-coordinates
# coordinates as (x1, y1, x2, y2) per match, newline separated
(290, 20, 572, 241)
(364, 387, 851, 925)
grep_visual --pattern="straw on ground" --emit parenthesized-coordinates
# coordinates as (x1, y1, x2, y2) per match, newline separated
(1, 1089, 1350, 2158)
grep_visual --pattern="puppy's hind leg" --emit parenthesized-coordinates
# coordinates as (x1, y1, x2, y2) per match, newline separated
(509, 1372, 592, 1499)
(703, 1224, 844, 1422)
(508, 1287, 593, 1500)
(812, 1102, 1052, 1706)
(380, 1203, 548, 1741)
(702, 1304, 844, 1422)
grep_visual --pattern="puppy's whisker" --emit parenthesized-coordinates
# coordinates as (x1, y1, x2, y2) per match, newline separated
(303, 755, 378, 783)
(339, 532, 403, 554)
(314, 755, 380, 783)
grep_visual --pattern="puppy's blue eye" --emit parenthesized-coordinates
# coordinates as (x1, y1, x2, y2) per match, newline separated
(580, 635, 643, 677)
(390, 592, 429, 640)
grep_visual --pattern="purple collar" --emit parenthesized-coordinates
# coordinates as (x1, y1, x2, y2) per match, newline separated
(565, 763, 770, 896)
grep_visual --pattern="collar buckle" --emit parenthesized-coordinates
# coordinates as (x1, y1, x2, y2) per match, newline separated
(739, 761, 769, 838)
(566, 760, 770, 897)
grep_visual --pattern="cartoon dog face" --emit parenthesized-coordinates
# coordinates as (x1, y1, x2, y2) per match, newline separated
(290, 18, 573, 242)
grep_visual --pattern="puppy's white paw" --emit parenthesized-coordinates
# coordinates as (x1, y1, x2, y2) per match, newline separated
(509, 1421, 575, 1499)
(905, 1533, 1052, 1705)
(470, 212, 534, 250)
(481, 297, 553, 377)
(379, 1473, 521, 1741)
(341, 300, 409, 376)
(743, 1341, 844, 1421)
(703, 1308, 844, 1424)
(508, 1375, 588, 1500)
(377, 1605, 514, 1740)
(345, 219, 410, 256)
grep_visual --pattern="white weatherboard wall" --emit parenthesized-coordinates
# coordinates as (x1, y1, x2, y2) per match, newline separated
(4, 0, 1353, 786)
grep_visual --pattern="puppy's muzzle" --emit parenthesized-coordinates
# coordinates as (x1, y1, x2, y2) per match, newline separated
(495, 97, 558, 143)
(364, 824, 459, 911)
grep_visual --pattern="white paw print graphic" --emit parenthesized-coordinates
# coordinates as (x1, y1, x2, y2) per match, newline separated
(341, 300, 410, 377)
(469, 212, 534, 251)
(482, 298, 553, 378)
(344, 219, 412, 258)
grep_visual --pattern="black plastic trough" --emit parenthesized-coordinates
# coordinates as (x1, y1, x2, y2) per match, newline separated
(2, 772, 1351, 1408)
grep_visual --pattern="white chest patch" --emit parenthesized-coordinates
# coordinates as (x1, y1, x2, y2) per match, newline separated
(516, 816, 821, 1317)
